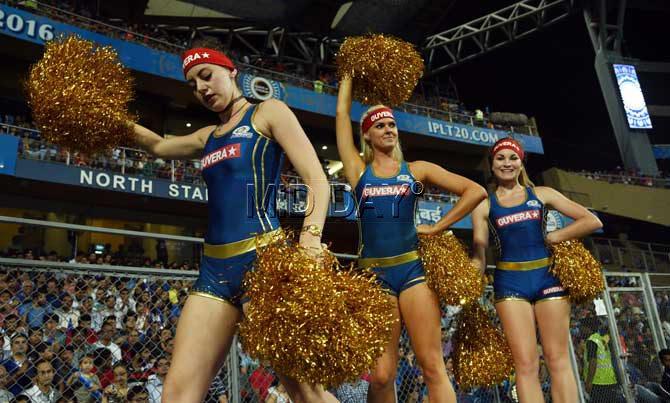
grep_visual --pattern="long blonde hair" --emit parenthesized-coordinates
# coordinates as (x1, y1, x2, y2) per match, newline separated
(359, 105, 404, 164)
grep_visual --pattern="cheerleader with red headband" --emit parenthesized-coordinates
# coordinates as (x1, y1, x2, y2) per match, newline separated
(470, 138, 602, 402)
(129, 42, 335, 402)
(336, 76, 486, 403)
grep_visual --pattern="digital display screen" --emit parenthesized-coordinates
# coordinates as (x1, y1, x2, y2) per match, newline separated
(613, 64, 652, 129)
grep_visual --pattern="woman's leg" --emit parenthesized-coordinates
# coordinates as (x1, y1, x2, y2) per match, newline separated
(534, 298, 577, 403)
(495, 299, 544, 403)
(367, 295, 402, 403)
(400, 283, 456, 403)
(162, 294, 241, 403)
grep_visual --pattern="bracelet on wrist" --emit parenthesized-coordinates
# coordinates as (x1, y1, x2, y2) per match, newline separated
(300, 224, 322, 237)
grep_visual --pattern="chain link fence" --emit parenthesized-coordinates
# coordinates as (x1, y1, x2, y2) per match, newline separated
(0, 258, 515, 403)
(5, 239, 670, 402)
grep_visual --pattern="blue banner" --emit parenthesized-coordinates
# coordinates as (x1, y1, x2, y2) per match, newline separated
(414, 200, 472, 229)
(6, 159, 375, 220)
(9, 157, 598, 233)
(0, 135, 19, 175)
(12, 159, 208, 202)
(8, 158, 479, 227)
(0, 4, 183, 80)
(653, 145, 670, 160)
(280, 85, 544, 154)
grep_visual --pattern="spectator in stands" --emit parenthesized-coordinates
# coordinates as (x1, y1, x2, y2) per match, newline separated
(26, 328, 44, 360)
(55, 294, 79, 330)
(2, 314, 22, 358)
(0, 365, 15, 401)
(78, 298, 94, 322)
(95, 348, 115, 389)
(41, 314, 65, 348)
(333, 376, 369, 403)
(475, 109, 484, 125)
(266, 378, 291, 403)
(16, 281, 34, 305)
(2, 334, 34, 396)
(636, 348, 670, 402)
(146, 356, 168, 403)
(120, 328, 141, 362)
(76, 314, 96, 344)
(101, 362, 130, 403)
(94, 324, 122, 364)
(313, 77, 324, 94)
(68, 327, 92, 368)
(248, 366, 274, 401)
(115, 289, 134, 317)
(57, 345, 76, 382)
(21, 359, 60, 403)
(67, 354, 102, 402)
(71, 282, 87, 310)
(127, 384, 149, 402)
(134, 302, 149, 332)
(44, 279, 60, 310)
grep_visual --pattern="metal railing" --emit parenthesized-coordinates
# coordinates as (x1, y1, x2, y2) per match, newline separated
(571, 171, 670, 189)
(591, 238, 670, 274)
(20, 0, 186, 53)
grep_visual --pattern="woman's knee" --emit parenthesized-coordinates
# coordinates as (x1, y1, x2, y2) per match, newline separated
(543, 349, 572, 374)
(514, 353, 540, 377)
(414, 351, 447, 384)
(369, 367, 397, 390)
(162, 377, 194, 403)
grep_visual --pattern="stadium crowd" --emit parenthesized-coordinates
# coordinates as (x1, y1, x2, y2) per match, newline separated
(4, 241, 669, 402)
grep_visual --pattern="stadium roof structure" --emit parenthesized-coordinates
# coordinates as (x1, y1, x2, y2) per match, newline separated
(103, 0, 667, 76)
(104, 0, 585, 75)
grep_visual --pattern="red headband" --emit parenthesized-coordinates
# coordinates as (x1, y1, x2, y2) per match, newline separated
(491, 138, 525, 160)
(181, 47, 235, 77)
(361, 107, 395, 133)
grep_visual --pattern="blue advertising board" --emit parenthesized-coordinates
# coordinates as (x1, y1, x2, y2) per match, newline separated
(653, 145, 670, 160)
(1, 4, 544, 153)
(6, 158, 476, 227)
(6, 156, 597, 232)
(0, 135, 19, 176)
(277, 85, 544, 154)
(0, 4, 183, 80)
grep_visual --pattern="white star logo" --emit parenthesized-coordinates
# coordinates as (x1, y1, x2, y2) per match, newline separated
(228, 146, 237, 156)
(202, 52, 210, 58)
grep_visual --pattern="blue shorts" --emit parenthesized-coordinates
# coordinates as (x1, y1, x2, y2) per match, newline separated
(493, 263, 568, 304)
(191, 250, 256, 308)
(371, 259, 426, 297)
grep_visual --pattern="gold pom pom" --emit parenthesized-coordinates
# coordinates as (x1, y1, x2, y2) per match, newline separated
(336, 34, 424, 107)
(452, 303, 514, 389)
(26, 35, 135, 154)
(418, 231, 483, 306)
(550, 240, 604, 304)
(239, 232, 395, 387)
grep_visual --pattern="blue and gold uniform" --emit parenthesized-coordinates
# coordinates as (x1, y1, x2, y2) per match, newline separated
(489, 187, 567, 303)
(355, 162, 424, 296)
(191, 104, 283, 307)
